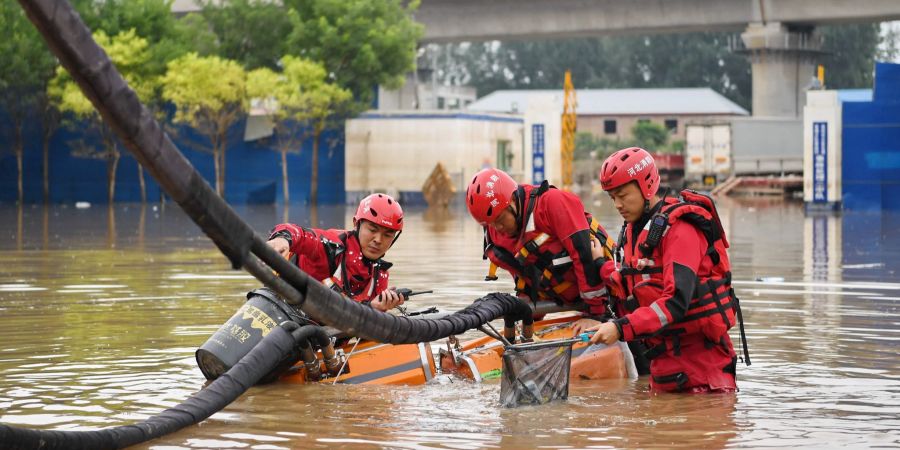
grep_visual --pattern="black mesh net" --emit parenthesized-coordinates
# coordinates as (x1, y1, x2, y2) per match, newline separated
(499, 340, 574, 408)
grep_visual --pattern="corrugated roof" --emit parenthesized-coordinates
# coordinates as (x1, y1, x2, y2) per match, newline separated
(467, 88, 749, 116)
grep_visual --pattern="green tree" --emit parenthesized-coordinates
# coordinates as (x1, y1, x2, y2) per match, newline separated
(199, 0, 292, 70)
(574, 132, 600, 160)
(284, 0, 423, 112)
(162, 53, 247, 197)
(632, 121, 669, 151)
(73, 0, 210, 202)
(0, 1, 57, 204)
(49, 29, 158, 204)
(819, 23, 882, 89)
(431, 24, 887, 111)
(77, 0, 196, 77)
(254, 56, 353, 206)
(430, 33, 750, 108)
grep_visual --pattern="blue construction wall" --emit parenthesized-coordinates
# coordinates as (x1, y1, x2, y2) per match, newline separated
(841, 62, 900, 211)
(0, 115, 345, 205)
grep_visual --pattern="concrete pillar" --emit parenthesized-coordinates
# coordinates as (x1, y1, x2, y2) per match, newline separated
(741, 22, 823, 117)
(802, 91, 842, 210)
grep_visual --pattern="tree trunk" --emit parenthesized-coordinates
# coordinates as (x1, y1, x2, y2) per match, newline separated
(14, 118, 24, 205)
(212, 142, 222, 197)
(138, 163, 146, 203)
(281, 150, 289, 204)
(42, 133, 50, 204)
(310, 123, 323, 207)
(217, 128, 228, 199)
(41, 106, 59, 205)
(107, 142, 120, 204)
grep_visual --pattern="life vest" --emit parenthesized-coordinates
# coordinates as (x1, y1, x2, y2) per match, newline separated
(301, 229, 392, 303)
(483, 181, 614, 308)
(615, 190, 749, 366)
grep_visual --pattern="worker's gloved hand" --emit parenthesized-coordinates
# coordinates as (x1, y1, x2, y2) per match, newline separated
(370, 288, 404, 312)
(601, 260, 626, 300)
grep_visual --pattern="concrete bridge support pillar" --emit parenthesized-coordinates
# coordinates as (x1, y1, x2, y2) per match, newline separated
(741, 22, 823, 117)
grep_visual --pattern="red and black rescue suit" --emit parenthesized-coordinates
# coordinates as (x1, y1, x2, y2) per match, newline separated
(483, 181, 613, 315)
(269, 224, 391, 304)
(608, 190, 748, 393)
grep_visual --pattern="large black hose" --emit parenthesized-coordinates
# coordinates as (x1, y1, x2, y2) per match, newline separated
(257, 323, 334, 384)
(0, 323, 299, 450)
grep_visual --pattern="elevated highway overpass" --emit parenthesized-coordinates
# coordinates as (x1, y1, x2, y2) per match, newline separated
(415, 0, 899, 117)
(417, 0, 900, 43)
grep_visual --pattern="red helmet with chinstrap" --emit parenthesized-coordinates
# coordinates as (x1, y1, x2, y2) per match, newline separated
(466, 168, 518, 225)
(600, 147, 660, 200)
(354, 193, 403, 231)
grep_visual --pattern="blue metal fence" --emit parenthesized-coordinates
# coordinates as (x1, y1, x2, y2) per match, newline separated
(0, 116, 345, 205)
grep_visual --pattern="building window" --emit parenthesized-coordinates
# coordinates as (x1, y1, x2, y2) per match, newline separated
(436, 97, 445, 109)
(665, 119, 678, 133)
(604, 120, 617, 134)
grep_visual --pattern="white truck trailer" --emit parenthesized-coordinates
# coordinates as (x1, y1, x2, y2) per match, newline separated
(685, 123, 732, 187)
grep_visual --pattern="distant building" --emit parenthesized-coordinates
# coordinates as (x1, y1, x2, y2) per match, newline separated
(467, 88, 748, 142)
(377, 71, 477, 112)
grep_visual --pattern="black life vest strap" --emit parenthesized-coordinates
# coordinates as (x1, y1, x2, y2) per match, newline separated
(733, 288, 751, 366)
(619, 266, 664, 276)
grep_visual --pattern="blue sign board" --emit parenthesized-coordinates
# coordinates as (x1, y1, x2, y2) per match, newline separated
(812, 122, 828, 203)
(532, 124, 545, 182)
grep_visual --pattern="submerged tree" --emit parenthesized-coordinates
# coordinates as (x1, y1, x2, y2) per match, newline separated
(49, 29, 156, 204)
(162, 53, 247, 197)
(248, 56, 352, 205)
(0, 1, 57, 204)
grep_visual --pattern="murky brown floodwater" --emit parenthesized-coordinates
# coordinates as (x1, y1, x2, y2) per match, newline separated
(1, 196, 899, 449)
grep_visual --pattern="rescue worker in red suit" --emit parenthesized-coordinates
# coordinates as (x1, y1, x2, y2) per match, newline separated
(266, 193, 406, 312)
(577, 147, 743, 393)
(465, 168, 614, 326)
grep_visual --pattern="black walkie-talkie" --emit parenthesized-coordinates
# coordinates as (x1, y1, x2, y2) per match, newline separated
(639, 214, 668, 257)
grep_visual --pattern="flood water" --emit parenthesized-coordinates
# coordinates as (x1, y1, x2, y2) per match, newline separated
(1, 196, 899, 449)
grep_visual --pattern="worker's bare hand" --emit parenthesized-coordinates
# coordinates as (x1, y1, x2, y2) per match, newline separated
(267, 237, 291, 259)
(571, 318, 601, 336)
(371, 288, 404, 312)
(589, 321, 621, 345)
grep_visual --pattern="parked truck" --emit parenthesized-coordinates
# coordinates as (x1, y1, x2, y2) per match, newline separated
(685, 123, 732, 188)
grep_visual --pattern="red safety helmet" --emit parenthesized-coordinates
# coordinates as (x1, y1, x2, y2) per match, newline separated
(600, 147, 660, 200)
(354, 193, 403, 231)
(466, 168, 518, 225)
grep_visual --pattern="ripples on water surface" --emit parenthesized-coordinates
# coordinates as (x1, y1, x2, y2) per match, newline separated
(0, 198, 898, 449)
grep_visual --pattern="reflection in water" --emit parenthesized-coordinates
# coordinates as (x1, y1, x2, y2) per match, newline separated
(106, 204, 116, 249)
(805, 212, 842, 282)
(42, 204, 49, 250)
(16, 204, 23, 252)
(422, 206, 453, 234)
(0, 199, 899, 448)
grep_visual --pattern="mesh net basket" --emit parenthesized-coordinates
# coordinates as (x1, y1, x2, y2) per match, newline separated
(499, 340, 574, 408)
